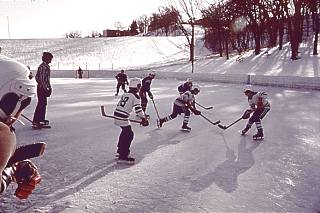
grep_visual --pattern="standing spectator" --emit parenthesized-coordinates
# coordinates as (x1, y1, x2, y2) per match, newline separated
(32, 52, 53, 129)
(0, 55, 41, 199)
(115, 69, 128, 96)
(139, 71, 156, 117)
(77, 66, 83, 79)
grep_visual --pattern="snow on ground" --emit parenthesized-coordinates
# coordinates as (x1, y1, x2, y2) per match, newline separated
(0, 78, 319, 212)
(1, 36, 319, 77)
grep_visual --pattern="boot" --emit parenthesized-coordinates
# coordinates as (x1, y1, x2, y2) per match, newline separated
(253, 129, 264, 140)
(241, 126, 250, 135)
(117, 156, 135, 165)
(181, 122, 191, 131)
(159, 118, 165, 127)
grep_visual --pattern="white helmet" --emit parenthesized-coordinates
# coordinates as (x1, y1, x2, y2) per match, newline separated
(192, 84, 200, 93)
(129, 77, 142, 89)
(243, 84, 254, 93)
(0, 55, 36, 120)
(149, 71, 156, 77)
(186, 78, 192, 83)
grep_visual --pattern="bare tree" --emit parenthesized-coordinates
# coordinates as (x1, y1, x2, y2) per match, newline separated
(65, 30, 82, 38)
(169, 0, 204, 73)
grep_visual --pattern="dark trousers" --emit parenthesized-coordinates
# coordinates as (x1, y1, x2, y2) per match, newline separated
(117, 125, 134, 158)
(116, 82, 126, 94)
(170, 104, 190, 119)
(139, 91, 148, 112)
(33, 87, 48, 123)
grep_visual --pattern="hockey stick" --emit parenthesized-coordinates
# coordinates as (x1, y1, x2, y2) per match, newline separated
(151, 99, 161, 120)
(217, 117, 242, 130)
(100, 106, 142, 124)
(21, 114, 33, 124)
(195, 102, 213, 110)
(200, 114, 220, 125)
(151, 99, 161, 128)
(6, 142, 46, 167)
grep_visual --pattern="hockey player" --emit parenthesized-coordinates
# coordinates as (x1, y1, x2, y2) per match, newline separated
(158, 85, 201, 131)
(139, 71, 156, 117)
(0, 55, 41, 199)
(114, 77, 149, 165)
(178, 78, 193, 95)
(115, 69, 128, 96)
(241, 85, 270, 140)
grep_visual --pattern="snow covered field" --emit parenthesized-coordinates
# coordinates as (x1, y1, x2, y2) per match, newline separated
(0, 78, 319, 212)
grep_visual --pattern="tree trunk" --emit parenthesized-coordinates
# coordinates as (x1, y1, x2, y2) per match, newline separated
(278, 21, 284, 50)
(314, 32, 319, 55)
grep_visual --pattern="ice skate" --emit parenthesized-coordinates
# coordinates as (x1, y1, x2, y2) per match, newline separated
(253, 129, 264, 141)
(116, 156, 135, 165)
(241, 126, 250, 135)
(32, 122, 51, 129)
(181, 123, 191, 132)
(158, 118, 165, 127)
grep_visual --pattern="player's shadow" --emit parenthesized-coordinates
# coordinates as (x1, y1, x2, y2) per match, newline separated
(189, 136, 260, 193)
(132, 127, 187, 162)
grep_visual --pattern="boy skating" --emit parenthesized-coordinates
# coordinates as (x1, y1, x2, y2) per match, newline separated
(158, 85, 201, 131)
(178, 78, 193, 95)
(114, 78, 149, 165)
(241, 85, 270, 140)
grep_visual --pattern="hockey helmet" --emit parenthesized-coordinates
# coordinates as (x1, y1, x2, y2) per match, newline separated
(129, 77, 142, 89)
(186, 78, 192, 83)
(243, 84, 254, 93)
(192, 84, 200, 93)
(149, 71, 156, 77)
(0, 55, 36, 121)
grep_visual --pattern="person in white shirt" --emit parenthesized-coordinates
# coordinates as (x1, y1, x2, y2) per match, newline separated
(158, 85, 201, 131)
(241, 85, 271, 140)
(114, 77, 149, 164)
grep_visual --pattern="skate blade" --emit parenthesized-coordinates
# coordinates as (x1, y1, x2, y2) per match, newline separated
(116, 159, 135, 165)
(180, 129, 191, 132)
(253, 137, 264, 141)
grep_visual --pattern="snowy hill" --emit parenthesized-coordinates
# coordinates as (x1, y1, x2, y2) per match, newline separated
(0, 36, 319, 77)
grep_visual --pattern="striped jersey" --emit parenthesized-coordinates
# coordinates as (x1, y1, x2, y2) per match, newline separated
(248, 92, 270, 109)
(35, 62, 51, 89)
(174, 91, 195, 107)
(114, 92, 145, 126)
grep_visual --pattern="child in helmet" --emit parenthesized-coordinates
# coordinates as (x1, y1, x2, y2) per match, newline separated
(139, 71, 156, 117)
(158, 85, 201, 131)
(241, 85, 271, 140)
(178, 78, 193, 95)
(0, 55, 42, 199)
(114, 77, 149, 165)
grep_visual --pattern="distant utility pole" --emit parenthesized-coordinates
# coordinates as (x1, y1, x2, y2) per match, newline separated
(7, 16, 10, 39)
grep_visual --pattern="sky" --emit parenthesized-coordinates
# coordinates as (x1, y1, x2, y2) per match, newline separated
(0, 0, 172, 39)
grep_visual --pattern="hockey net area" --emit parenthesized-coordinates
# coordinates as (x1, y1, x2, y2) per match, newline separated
(75, 70, 90, 79)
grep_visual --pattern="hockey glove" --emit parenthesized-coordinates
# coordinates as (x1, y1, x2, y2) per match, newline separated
(242, 109, 252, 119)
(148, 91, 153, 100)
(190, 108, 201, 115)
(140, 118, 149, 127)
(13, 160, 41, 200)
